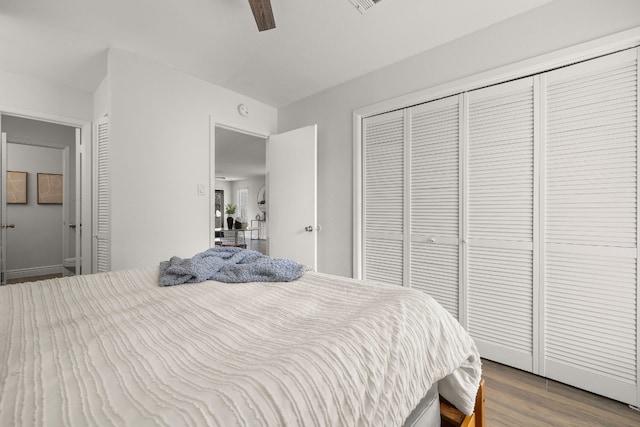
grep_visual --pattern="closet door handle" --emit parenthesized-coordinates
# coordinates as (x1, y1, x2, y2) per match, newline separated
(2, 224, 15, 229)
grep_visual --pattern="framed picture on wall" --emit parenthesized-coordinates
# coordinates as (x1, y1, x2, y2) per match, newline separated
(7, 171, 27, 204)
(37, 173, 63, 204)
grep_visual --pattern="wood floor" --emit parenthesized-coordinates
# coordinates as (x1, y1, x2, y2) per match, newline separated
(246, 238, 268, 255)
(482, 359, 640, 426)
(7, 273, 62, 284)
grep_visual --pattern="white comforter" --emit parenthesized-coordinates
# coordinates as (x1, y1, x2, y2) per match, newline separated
(0, 268, 481, 426)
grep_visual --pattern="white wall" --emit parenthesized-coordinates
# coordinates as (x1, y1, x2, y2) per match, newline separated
(278, 0, 640, 277)
(0, 69, 92, 122)
(93, 75, 110, 122)
(108, 49, 277, 269)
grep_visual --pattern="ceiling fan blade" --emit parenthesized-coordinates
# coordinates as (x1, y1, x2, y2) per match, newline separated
(248, 0, 276, 32)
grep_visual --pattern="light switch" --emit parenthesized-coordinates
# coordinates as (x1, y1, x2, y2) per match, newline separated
(198, 184, 206, 196)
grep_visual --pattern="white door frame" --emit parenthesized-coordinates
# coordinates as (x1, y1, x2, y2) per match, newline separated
(209, 118, 270, 248)
(0, 106, 92, 275)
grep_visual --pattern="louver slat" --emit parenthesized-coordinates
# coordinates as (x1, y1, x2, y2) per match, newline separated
(543, 49, 638, 403)
(363, 111, 404, 283)
(409, 96, 460, 318)
(467, 78, 535, 371)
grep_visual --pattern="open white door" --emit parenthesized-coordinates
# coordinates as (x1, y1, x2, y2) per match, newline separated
(74, 128, 81, 274)
(61, 128, 82, 276)
(0, 131, 6, 285)
(267, 125, 318, 270)
(62, 146, 71, 270)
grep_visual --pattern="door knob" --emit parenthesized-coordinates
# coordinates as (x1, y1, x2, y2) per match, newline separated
(2, 224, 15, 229)
(305, 226, 314, 232)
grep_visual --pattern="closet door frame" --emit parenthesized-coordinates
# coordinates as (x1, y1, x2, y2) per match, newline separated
(536, 74, 546, 376)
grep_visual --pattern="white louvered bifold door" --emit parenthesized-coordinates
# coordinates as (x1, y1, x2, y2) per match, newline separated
(363, 110, 405, 285)
(93, 117, 111, 273)
(409, 95, 462, 318)
(542, 48, 639, 406)
(466, 77, 537, 372)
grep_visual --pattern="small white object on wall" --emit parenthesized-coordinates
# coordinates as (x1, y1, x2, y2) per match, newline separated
(237, 104, 249, 117)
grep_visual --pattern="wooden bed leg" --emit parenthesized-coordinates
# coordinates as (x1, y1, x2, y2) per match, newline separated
(440, 378, 485, 427)
(474, 379, 486, 427)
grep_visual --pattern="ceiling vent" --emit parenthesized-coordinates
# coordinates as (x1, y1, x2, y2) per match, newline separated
(348, 0, 383, 14)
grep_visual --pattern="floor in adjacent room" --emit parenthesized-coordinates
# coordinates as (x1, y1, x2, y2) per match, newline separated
(246, 238, 267, 255)
(8, 273, 63, 284)
(482, 358, 639, 426)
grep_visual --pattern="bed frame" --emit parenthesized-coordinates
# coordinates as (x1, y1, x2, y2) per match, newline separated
(440, 379, 485, 427)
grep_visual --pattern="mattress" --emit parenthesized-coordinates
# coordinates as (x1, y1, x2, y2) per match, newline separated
(0, 267, 480, 426)
(403, 382, 441, 427)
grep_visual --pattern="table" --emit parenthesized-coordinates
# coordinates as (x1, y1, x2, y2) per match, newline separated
(214, 228, 258, 248)
(250, 219, 266, 240)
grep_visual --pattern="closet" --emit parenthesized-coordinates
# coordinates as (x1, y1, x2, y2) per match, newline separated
(360, 47, 638, 406)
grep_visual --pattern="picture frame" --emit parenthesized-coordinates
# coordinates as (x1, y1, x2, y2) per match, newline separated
(7, 171, 28, 204)
(37, 173, 63, 204)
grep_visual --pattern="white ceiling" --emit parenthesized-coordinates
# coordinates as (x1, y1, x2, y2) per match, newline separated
(215, 127, 266, 181)
(0, 0, 552, 108)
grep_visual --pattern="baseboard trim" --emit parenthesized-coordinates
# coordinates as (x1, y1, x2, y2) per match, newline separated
(6, 265, 64, 280)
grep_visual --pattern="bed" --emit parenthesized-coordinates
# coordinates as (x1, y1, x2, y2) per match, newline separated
(0, 265, 482, 426)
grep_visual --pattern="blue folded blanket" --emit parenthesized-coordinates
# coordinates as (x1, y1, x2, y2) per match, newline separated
(159, 247, 305, 286)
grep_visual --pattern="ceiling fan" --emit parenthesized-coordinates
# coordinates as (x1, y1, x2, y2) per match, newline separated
(246, 0, 384, 32)
(248, 0, 276, 32)
(249, 0, 382, 31)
